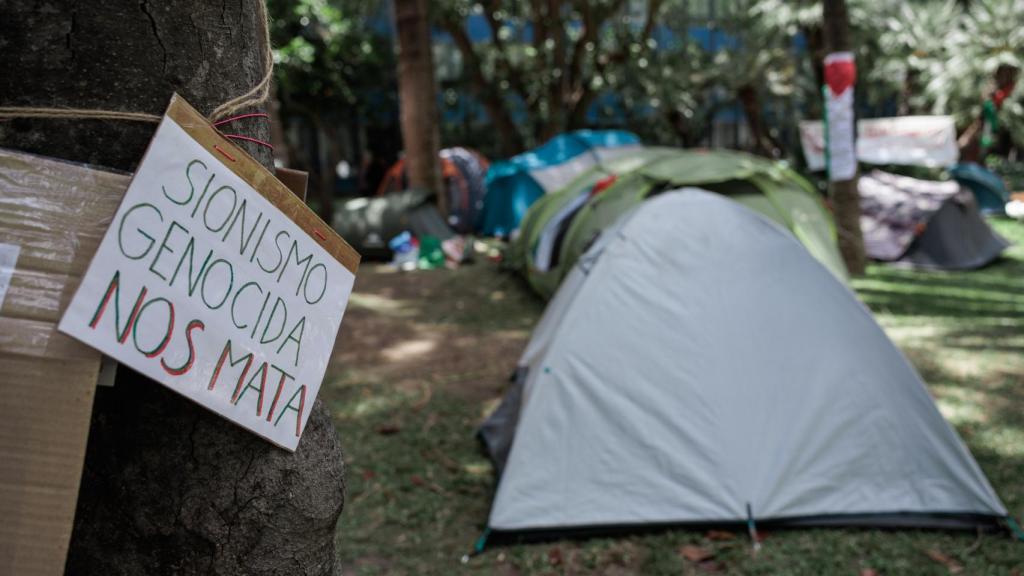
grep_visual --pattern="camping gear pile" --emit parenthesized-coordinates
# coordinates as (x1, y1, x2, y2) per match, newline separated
(332, 188, 454, 258)
(478, 189, 1009, 546)
(478, 130, 642, 237)
(386, 230, 467, 271)
(510, 147, 846, 299)
(859, 170, 1009, 269)
(334, 147, 487, 265)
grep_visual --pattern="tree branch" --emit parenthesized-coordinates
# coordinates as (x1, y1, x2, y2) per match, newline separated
(640, 0, 662, 41)
(438, 12, 525, 155)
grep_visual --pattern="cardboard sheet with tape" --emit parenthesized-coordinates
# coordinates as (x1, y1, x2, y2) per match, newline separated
(0, 148, 129, 575)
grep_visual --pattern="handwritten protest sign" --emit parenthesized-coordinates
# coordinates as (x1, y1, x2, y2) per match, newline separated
(59, 95, 359, 451)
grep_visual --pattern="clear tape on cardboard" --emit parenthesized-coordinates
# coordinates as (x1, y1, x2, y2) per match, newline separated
(0, 149, 129, 317)
(0, 243, 19, 310)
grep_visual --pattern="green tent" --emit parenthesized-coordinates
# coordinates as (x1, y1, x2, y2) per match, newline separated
(513, 148, 847, 299)
(508, 147, 679, 270)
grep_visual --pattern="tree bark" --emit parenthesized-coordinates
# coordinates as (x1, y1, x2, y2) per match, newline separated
(312, 115, 338, 225)
(666, 109, 705, 148)
(542, 0, 566, 143)
(0, 2, 346, 575)
(268, 90, 292, 168)
(803, 25, 826, 120)
(394, 0, 444, 212)
(823, 0, 866, 276)
(738, 84, 781, 157)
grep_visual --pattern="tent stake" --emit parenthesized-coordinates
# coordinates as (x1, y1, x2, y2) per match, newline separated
(746, 503, 762, 552)
(1007, 516, 1024, 542)
(461, 527, 491, 563)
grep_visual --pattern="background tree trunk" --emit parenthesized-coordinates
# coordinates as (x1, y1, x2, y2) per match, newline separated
(0, 2, 346, 575)
(738, 84, 781, 157)
(312, 116, 339, 225)
(394, 0, 444, 213)
(823, 0, 867, 277)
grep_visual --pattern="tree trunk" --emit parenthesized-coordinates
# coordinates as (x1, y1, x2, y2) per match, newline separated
(268, 90, 292, 168)
(738, 84, 781, 157)
(312, 116, 338, 225)
(543, 0, 566, 143)
(666, 109, 704, 148)
(0, 3, 346, 575)
(803, 25, 826, 120)
(823, 0, 866, 276)
(394, 0, 444, 213)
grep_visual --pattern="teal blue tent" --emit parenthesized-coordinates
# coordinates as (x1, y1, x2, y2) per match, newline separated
(950, 163, 1009, 214)
(478, 130, 640, 236)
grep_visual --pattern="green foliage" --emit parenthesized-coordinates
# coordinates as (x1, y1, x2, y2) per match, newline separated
(268, 0, 396, 123)
(870, 1, 961, 114)
(265, 0, 1024, 160)
(597, 1, 720, 146)
(874, 0, 1024, 146)
(749, 0, 904, 116)
(434, 0, 699, 151)
(722, 0, 1024, 154)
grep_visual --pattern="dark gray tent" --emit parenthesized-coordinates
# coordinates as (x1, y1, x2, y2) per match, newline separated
(332, 188, 453, 258)
(859, 171, 1009, 270)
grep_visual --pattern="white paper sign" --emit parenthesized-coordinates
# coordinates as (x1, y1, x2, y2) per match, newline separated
(59, 107, 355, 451)
(800, 116, 960, 171)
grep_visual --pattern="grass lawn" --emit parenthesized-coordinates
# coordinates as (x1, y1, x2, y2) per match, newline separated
(325, 219, 1024, 575)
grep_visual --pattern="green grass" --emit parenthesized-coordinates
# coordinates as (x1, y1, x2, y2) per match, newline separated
(326, 220, 1024, 575)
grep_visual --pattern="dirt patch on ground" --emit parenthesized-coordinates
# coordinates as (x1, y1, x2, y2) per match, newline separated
(329, 264, 536, 403)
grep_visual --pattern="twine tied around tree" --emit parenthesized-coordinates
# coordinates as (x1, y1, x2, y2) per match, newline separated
(0, 0, 273, 125)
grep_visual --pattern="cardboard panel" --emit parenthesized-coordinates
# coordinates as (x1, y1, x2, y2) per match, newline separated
(0, 147, 129, 575)
(275, 167, 309, 202)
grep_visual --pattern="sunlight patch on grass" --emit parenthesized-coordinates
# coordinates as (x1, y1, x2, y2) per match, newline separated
(931, 385, 989, 425)
(934, 349, 1002, 381)
(349, 292, 414, 316)
(876, 322, 943, 343)
(326, 368, 385, 390)
(381, 336, 438, 362)
(974, 426, 1024, 458)
(462, 461, 492, 478)
(335, 390, 414, 419)
(855, 277, 1024, 306)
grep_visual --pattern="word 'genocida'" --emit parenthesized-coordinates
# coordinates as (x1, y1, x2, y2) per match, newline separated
(85, 158, 334, 437)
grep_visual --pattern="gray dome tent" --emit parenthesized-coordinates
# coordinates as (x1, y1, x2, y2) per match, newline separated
(480, 190, 1006, 543)
(859, 171, 1009, 270)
